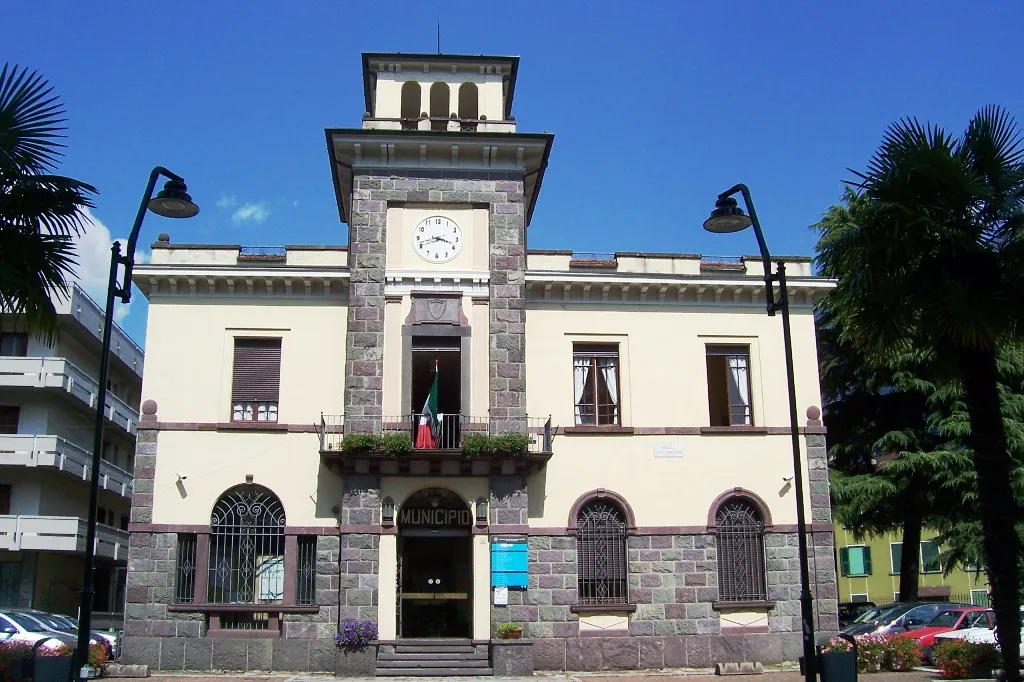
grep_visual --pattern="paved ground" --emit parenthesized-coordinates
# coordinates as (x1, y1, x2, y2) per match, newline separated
(146, 668, 946, 682)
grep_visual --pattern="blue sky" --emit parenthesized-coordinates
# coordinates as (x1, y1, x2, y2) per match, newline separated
(7, 0, 1024, 346)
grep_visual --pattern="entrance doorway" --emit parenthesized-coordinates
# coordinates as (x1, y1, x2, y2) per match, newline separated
(411, 337, 462, 448)
(397, 488, 472, 638)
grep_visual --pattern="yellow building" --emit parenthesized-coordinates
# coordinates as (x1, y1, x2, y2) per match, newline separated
(835, 525, 990, 606)
(121, 51, 839, 675)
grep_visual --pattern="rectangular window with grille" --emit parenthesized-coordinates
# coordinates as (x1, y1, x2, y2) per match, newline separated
(297, 536, 317, 605)
(572, 344, 620, 426)
(175, 534, 197, 604)
(970, 589, 990, 606)
(850, 593, 869, 603)
(0, 334, 28, 357)
(839, 545, 872, 576)
(0, 407, 18, 435)
(706, 345, 753, 426)
(231, 338, 282, 422)
(920, 541, 942, 573)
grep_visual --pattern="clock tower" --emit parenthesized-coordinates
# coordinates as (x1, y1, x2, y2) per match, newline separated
(326, 52, 553, 437)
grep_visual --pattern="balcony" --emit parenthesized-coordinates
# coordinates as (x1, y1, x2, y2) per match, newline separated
(319, 413, 553, 476)
(0, 515, 128, 560)
(0, 435, 133, 498)
(0, 357, 139, 435)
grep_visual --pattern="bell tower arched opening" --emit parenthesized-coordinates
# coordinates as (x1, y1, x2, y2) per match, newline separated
(429, 82, 450, 131)
(400, 81, 421, 130)
(396, 488, 473, 638)
(458, 82, 479, 131)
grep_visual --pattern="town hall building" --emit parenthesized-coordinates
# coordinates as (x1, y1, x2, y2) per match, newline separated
(121, 51, 839, 674)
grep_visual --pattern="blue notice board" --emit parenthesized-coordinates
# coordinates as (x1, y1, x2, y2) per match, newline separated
(490, 542, 528, 588)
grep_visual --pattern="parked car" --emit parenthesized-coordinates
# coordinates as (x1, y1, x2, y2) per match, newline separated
(51, 614, 119, 659)
(933, 607, 1024, 661)
(898, 606, 993, 663)
(839, 601, 878, 628)
(841, 601, 969, 637)
(10, 610, 113, 658)
(0, 610, 75, 651)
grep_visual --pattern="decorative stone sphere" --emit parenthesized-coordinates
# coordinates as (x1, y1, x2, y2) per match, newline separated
(156, 233, 170, 242)
(141, 399, 158, 415)
(806, 405, 821, 421)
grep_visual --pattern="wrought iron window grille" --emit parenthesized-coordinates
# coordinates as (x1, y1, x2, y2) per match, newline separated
(576, 501, 629, 605)
(715, 498, 768, 602)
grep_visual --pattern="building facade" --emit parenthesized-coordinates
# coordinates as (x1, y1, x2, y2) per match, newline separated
(0, 284, 139, 627)
(835, 525, 991, 606)
(121, 52, 839, 673)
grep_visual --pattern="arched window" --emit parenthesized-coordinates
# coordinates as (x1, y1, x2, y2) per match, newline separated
(715, 497, 767, 602)
(208, 485, 286, 604)
(400, 81, 421, 130)
(429, 82, 450, 131)
(577, 500, 628, 605)
(458, 82, 478, 131)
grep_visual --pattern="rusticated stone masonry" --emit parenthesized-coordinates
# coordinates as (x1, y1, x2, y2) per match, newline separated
(343, 170, 529, 435)
(805, 406, 839, 633)
(339, 474, 381, 624)
(486, 178, 527, 434)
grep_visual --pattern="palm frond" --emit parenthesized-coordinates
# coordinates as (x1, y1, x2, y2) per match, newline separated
(0, 64, 68, 173)
(0, 226, 77, 345)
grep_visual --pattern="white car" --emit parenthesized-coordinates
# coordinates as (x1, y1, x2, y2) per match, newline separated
(933, 608, 1024, 660)
(0, 611, 75, 651)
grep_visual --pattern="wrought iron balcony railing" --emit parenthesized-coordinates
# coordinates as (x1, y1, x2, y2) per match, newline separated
(319, 413, 553, 454)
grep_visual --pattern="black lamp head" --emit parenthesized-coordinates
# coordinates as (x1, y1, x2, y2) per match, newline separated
(703, 196, 752, 234)
(148, 179, 200, 219)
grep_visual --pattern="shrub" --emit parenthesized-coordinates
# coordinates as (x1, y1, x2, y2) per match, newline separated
(337, 620, 378, 648)
(88, 641, 109, 669)
(885, 635, 922, 671)
(932, 639, 1000, 679)
(855, 634, 888, 673)
(0, 641, 35, 682)
(341, 433, 412, 456)
(460, 433, 530, 455)
(820, 636, 853, 654)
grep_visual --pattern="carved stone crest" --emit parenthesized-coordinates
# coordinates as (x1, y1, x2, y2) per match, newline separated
(407, 293, 467, 326)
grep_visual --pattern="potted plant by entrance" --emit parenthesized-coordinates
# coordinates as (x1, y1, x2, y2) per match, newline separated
(496, 622, 524, 640)
(335, 620, 379, 677)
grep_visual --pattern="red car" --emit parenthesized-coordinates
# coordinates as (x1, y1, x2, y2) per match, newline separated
(900, 607, 993, 661)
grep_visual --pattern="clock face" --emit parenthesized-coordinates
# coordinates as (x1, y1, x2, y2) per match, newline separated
(412, 216, 463, 263)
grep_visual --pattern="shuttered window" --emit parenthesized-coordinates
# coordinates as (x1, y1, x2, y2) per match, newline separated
(231, 338, 282, 422)
(839, 546, 872, 576)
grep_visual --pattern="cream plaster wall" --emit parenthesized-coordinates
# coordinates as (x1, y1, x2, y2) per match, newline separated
(141, 298, 346, 424)
(525, 303, 822, 429)
(719, 609, 770, 628)
(385, 206, 488, 272)
(578, 613, 630, 632)
(525, 302, 822, 528)
(378, 535, 398, 639)
(472, 535, 490, 640)
(374, 73, 506, 121)
(150, 247, 240, 266)
(382, 298, 408, 417)
(150, 430, 341, 526)
(470, 300, 489, 417)
(529, 434, 807, 527)
(285, 250, 348, 267)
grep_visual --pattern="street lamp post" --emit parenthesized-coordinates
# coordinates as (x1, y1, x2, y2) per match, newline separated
(703, 184, 817, 682)
(74, 167, 198, 681)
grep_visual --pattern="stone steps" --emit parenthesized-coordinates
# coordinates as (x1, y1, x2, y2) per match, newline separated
(377, 639, 492, 677)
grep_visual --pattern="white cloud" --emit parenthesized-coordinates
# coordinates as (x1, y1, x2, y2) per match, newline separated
(232, 203, 270, 224)
(70, 207, 139, 323)
(215, 195, 236, 209)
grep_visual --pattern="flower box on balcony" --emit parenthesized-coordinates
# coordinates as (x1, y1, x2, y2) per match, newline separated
(460, 433, 530, 456)
(339, 434, 413, 457)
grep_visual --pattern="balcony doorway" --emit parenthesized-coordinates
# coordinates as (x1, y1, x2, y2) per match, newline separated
(411, 337, 461, 448)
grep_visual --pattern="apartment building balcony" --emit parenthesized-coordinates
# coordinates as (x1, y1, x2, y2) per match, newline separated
(0, 435, 133, 498)
(318, 413, 553, 476)
(0, 357, 139, 435)
(0, 515, 128, 560)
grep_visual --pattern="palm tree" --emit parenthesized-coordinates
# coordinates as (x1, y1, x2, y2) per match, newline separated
(0, 63, 97, 344)
(816, 106, 1024, 682)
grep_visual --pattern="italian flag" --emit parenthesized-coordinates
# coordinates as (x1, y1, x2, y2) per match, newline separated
(415, 360, 440, 448)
